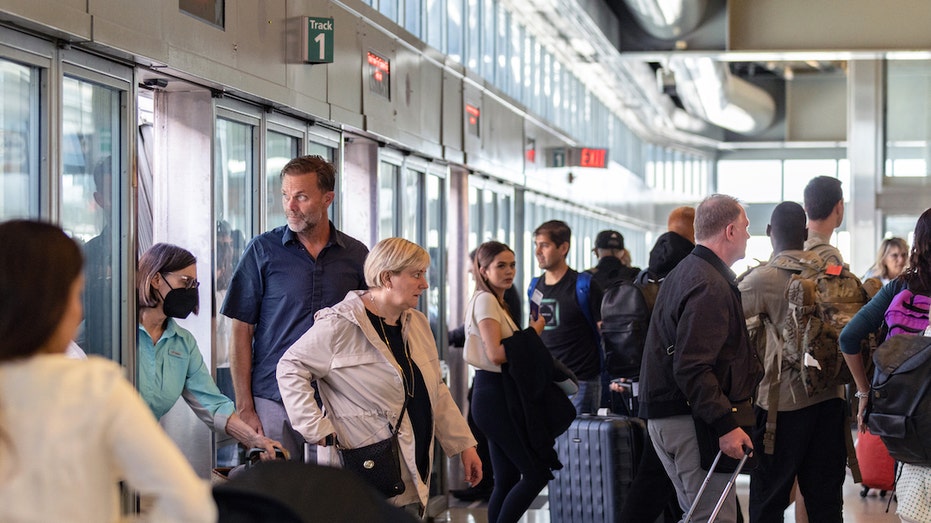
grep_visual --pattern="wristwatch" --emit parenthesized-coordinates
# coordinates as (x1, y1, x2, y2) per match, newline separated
(854, 390, 870, 399)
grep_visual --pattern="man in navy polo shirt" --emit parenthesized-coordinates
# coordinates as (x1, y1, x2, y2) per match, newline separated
(221, 155, 368, 457)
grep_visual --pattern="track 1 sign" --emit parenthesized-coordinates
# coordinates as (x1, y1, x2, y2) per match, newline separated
(303, 17, 334, 64)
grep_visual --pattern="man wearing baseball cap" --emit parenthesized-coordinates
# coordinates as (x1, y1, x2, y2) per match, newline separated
(587, 229, 640, 291)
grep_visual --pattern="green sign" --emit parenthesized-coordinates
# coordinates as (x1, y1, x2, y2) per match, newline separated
(303, 17, 334, 64)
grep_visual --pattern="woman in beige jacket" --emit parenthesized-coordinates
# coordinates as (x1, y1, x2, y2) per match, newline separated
(278, 237, 481, 514)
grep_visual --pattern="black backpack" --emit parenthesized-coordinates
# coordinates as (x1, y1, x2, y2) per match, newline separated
(600, 276, 660, 380)
(866, 334, 931, 465)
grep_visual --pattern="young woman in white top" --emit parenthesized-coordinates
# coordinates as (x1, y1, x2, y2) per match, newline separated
(464, 241, 546, 523)
(0, 220, 216, 523)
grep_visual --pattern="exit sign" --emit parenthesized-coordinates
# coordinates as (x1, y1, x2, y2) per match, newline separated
(575, 147, 608, 168)
(303, 17, 334, 64)
(545, 146, 609, 168)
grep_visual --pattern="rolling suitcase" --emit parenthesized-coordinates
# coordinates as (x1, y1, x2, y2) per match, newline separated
(548, 414, 645, 523)
(855, 429, 896, 497)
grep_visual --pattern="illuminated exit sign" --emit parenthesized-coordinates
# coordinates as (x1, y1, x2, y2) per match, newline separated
(576, 147, 608, 168)
(546, 147, 609, 168)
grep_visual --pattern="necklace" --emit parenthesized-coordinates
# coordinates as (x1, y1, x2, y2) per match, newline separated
(371, 293, 415, 398)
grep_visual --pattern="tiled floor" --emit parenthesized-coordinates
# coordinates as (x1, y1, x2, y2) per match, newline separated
(437, 469, 901, 523)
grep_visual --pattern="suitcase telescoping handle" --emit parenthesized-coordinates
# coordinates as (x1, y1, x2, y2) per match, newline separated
(683, 446, 753, 523)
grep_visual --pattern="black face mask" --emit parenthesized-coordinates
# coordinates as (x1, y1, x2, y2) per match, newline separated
(161, 286, 199, 319)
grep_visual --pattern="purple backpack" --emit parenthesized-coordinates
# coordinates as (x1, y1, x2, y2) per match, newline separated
(885, 289, 931, 338)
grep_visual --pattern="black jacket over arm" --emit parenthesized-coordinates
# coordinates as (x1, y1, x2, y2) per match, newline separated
(501, 328, 577, 477)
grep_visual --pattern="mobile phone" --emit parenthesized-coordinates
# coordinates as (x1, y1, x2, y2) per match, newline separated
(530, 289, 543, 320)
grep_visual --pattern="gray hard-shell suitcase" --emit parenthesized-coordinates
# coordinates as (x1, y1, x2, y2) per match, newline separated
(548, 414, 646, 523)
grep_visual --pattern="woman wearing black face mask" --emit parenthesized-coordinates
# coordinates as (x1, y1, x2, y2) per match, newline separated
(137, 243, 284, 459)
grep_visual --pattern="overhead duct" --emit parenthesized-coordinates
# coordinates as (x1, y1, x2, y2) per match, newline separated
(622, 0, 776, 135)
(621, 0, 707, 40)
(667, 57, 776, 135)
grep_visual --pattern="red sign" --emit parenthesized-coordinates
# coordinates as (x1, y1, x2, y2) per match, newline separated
(578, 147, 608, 168)
(367, 51, 391, 99)
(465, 104, 481, 137)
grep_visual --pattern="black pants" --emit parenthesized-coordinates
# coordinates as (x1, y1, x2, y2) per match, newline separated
(466, 384, 494, 490)
(472, 370, 550, 523)
(749, 398, 846, 523)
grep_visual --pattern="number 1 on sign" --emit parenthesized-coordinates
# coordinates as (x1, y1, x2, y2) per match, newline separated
(314, 33, 326, 62)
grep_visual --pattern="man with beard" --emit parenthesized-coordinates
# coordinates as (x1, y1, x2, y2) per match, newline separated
(221, 155, 368, 458)
(530, 220, 604, 414)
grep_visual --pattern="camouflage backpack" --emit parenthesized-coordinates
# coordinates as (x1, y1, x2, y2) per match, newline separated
(773, 252, 875, 397)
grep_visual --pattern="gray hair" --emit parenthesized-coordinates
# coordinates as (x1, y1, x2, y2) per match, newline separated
(694, 194, 743, 242)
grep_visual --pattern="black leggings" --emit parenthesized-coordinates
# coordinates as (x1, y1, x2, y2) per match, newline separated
(471, 370, 550, 523)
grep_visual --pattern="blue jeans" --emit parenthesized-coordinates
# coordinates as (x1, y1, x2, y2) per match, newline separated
(571, 378, 602, 415)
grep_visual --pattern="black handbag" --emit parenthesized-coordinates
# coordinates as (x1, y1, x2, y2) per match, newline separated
(693, 399, 759, 474)
(338, 398, 408, 498)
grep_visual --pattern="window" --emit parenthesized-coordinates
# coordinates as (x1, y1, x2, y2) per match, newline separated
(61, 76, 121, 361)
(717, 160, 782, 203)
(886, 60, 930, 178)
(215, 118, 254, 240)
(447, 0, 464, 63)
(378, 160, 400, 239)
(265, 131, 300, 230)
(402, 165, 423, 242)
(180, 0, 224, 28)
(0, 59, 39, 220)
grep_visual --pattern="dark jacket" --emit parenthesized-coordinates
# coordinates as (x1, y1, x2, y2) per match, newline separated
(640, 231, 695, 282)
(501, 328, 577, 477)
(638, 245, 764, 436)
(587, 256, 640, 290)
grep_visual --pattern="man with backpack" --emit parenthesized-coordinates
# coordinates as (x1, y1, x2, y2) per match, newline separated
(614, 208, 695, 523)
(803, 175, 845, 267)
(739, 202, 847, 523)
(530, 220, 603, 414)
(586, 229, 640, 292)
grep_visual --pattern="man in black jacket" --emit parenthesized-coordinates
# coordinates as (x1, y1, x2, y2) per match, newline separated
(586, 229, 640, 290)
(639, 194, 763, 523)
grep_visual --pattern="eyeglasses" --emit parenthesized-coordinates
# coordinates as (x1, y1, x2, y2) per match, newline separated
(162, 272, 200, 290)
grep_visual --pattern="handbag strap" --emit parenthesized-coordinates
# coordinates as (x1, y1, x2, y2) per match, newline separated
(390, 394, 408, 436)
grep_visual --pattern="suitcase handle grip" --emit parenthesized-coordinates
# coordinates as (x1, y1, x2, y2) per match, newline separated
(684, 446, 752, 523)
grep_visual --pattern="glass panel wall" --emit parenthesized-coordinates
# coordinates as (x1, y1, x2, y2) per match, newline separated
(402, 165, 422, 242)
(425, 172, 445, 353)
(215, 118, 254, 246)
(0, 59, 39, 220)
(716, 155, 849, 276)
(886, 60, 930, 178)
(265, 130, 300, 230)
(378, 160, 400, 239)
(61, 76, 121, 361)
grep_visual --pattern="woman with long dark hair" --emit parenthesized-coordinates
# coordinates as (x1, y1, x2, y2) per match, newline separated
(0, 220, 215, 522)
(841, 210, 931, 522)
(464, 240, 553, 523)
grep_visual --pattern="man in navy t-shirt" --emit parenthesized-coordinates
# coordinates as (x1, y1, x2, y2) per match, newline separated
(221, 155, 368, 457)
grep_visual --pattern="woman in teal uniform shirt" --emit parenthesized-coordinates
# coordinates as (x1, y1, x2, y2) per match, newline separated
(137, 243, 282, 458)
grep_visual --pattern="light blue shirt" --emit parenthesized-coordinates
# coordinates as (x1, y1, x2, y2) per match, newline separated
(137, 319, 234, 433)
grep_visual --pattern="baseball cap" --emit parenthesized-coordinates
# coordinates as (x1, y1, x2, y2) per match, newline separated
(594, 230, 624, 250)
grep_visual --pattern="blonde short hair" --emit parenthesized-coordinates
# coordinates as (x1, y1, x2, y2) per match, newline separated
(364, 237, 430, 288)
